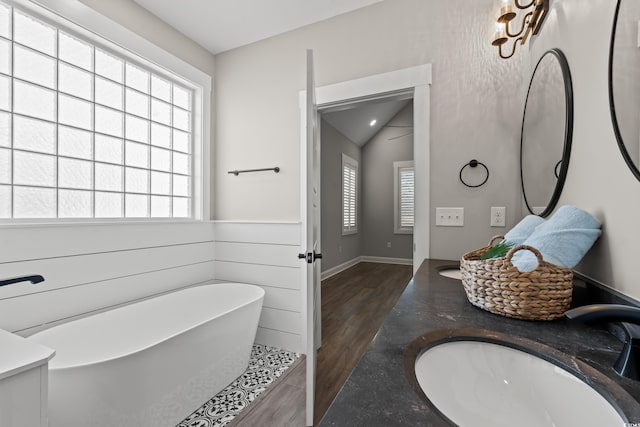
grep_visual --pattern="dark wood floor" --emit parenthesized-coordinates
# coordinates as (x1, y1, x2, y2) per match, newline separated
(228, 356, 307, 427)
(234, 262, 413, 426)
(314, 262, 413, 425)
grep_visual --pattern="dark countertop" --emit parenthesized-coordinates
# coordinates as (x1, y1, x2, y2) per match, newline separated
(319, 259, 640, 426)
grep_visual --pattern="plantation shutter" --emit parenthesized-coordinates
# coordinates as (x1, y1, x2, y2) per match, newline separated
(342, 154, 357, 233)
(399, 167, 414, 228)
(394, 161, 414, 234)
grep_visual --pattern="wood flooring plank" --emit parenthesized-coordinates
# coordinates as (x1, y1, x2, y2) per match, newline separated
(230, 357, 306, 427)
(314, 262, 412, 425)
(231, 262, 412, 427)
(232, 383, 306, 427)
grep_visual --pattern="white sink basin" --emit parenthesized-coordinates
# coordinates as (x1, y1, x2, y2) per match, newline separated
(415, 340, 625, 427)
(438, 268, 461, 280)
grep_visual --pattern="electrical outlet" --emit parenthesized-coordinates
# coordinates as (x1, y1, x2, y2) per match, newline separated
(491, 207, 506, 227)
(435, 208, 464, 227)
(387, 242, 391, 248)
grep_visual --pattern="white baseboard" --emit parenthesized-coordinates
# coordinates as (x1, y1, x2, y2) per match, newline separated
(360, 256, 413, 265)
(321, 256, 413, 280)
(321, 257, 361, 281)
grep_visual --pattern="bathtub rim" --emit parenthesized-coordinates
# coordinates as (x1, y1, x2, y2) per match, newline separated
(28, 282, 265, 370)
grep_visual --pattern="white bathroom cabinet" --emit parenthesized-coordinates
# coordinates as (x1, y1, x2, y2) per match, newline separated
(0, 329, 55, 427)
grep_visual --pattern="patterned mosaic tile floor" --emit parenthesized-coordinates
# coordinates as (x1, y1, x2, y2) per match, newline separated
(177, 344, 300, 427)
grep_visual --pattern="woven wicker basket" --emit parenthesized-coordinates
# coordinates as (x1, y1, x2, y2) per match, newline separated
(460, 236, 574, 321)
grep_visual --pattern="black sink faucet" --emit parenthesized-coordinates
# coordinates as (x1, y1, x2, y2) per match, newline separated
(0, 275, 45, 287)
(566, 304, 640, 380)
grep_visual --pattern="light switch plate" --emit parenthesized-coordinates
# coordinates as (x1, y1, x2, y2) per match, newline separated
(436, 208, 464, 227)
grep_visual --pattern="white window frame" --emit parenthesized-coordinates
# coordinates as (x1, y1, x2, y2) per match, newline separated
(394, 160, 414, 234)
(342, 153, 358, 235)
(0, 0, 211, 223)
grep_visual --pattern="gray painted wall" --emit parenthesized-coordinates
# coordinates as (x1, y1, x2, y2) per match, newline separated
(362, 104, 413, 260)
(320, 104, 414, 273)
(611, 0, 640, 166)
(320, 120, 362, 271)
(519, 0, 640, 300)
(214, 0, 524, 262)
(76, 0, 640, 300)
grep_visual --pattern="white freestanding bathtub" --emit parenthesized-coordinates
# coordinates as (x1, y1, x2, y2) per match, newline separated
(28, 283, 265, 427)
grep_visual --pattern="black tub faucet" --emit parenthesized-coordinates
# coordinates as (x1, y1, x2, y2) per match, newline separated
(0, 275, 45, 287)
(566, 304, 640, 380)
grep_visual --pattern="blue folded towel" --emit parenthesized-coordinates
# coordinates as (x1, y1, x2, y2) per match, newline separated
(504, 214, 545, 245)
(535, 205, 601, 233)
(511, 205, 601, 272)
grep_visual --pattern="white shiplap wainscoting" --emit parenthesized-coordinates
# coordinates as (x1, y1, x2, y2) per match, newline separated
(214, 221, 303, 353)
(0, 222, 216, 335)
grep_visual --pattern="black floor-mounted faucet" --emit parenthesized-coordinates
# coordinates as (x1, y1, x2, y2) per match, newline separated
(566, 304, 640, 380)
(0, 275, 45, 287)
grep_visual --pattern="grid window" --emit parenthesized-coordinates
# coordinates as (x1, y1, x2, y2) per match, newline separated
(342, 153, 358, 235)
(394, 161, 415, 234)
(0, 3, 10, 39)
(0, 2, 194, 219)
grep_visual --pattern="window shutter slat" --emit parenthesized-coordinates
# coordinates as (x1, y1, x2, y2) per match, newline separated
(399, 167, 414, 228)
(342, 155, 358, 233)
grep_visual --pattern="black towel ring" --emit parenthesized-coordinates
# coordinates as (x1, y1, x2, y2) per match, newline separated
(554, 160, 562, 179)
(459, 159, 489, 188)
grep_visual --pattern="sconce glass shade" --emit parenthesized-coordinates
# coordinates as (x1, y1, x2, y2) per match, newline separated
(492, 21, 508, 46)
(492, 35, 509, 46)
(498, 6, 517, 23)
(491, 0, 548, 59)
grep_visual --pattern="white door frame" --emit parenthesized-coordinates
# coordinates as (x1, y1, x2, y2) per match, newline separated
(299, 63, 432, 352)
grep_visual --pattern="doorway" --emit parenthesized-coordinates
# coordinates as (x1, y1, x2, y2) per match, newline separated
(300, 64, 432, 282)
(319, 96, 415, 279)
(298, 63, 432, 426)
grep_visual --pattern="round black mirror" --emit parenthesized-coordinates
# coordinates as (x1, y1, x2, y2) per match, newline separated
(610, 0, 640, 181)
(520, 48, 574, 218)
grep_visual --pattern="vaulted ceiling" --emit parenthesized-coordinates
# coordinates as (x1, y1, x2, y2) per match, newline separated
(322, 99, 411, 147)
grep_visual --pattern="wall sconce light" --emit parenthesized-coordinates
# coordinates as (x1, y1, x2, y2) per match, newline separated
(492, 0, 549, 59)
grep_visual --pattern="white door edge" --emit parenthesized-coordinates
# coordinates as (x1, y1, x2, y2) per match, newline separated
(298, 63, 432, 423)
